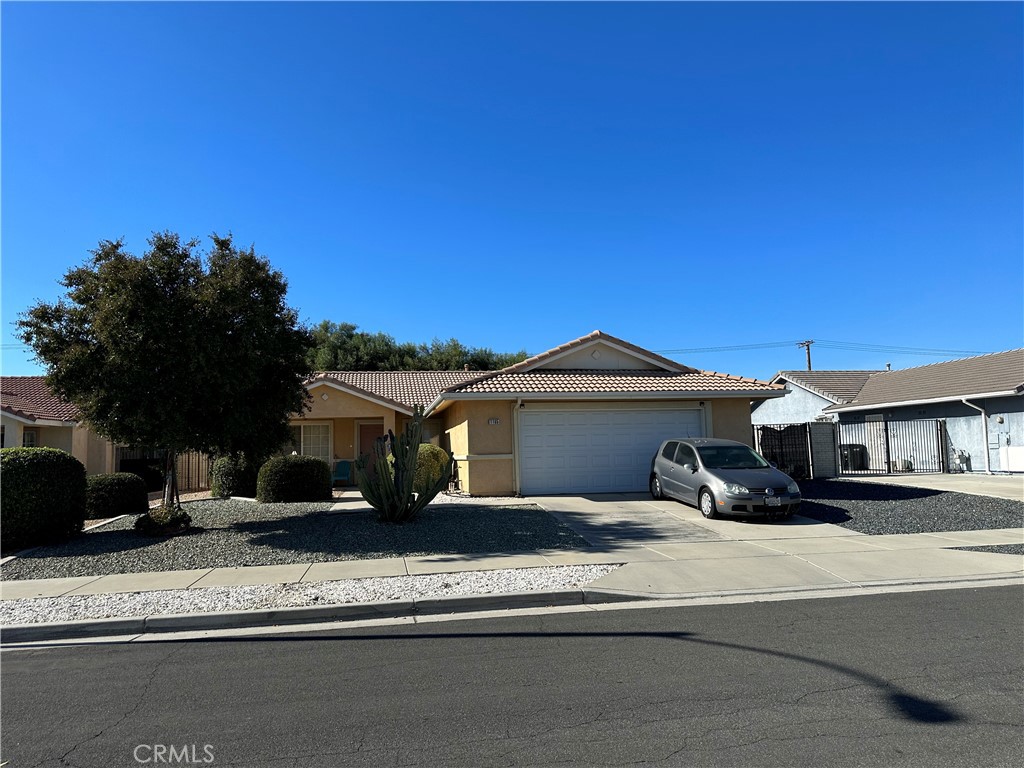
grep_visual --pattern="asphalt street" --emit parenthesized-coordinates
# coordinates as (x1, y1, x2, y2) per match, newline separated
(2, 586, 1022, 768)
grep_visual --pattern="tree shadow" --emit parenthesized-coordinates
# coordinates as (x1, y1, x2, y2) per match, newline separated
(800, 479, 945, 502)
(228, 507, 590, 560)
(133, 627, 963, 725)
(546, 509, 720, 546)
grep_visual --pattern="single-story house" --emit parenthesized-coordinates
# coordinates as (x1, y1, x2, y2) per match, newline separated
(751, 370, 883, 425)
(295, 330, 785, 495)
(824, 349, 1024, 474)
(0, 376, 116, 475)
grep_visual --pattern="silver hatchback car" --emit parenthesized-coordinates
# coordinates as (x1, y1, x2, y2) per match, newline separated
(650, 437, 801, 519)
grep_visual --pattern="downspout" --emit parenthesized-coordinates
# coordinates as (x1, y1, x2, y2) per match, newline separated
(512, 397, 523, 496)
(961, 399, 992, 474)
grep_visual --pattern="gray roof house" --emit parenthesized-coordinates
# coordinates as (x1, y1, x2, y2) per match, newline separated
(751, 370, 882, 425)
(825, 350, 1024, 474)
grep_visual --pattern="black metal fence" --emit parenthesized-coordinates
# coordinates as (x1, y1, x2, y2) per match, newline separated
(836, 418, 945, 474)
(753, 423, 811, 480)
(115, 446, 213, 492)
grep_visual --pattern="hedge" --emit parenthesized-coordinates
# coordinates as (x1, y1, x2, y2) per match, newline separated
(210, 454, 259, 498)
(1, 447, 87, 552)
(86, 472, 149, 519)
(256, 455, 333, 503)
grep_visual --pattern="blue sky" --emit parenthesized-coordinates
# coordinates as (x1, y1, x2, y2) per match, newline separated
(3, 1, 1021, 381)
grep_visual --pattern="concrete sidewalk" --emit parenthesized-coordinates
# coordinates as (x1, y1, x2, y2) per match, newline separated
(2, 489, 1022, 642)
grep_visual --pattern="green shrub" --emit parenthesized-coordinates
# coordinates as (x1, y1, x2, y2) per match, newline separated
(210, 454, 258, 498)
(86, 472, 148, 519)
(412, 443, 450, 495)
(1, 447, 87, 553)
(256, 455, 332, 503)
(135, 505, 192, 536)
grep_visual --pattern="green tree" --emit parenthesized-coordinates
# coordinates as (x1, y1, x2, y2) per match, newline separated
(308, 323, 528, 372)
(18, 232, 312, 509)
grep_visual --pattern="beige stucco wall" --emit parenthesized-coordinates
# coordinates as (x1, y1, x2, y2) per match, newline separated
(1, 414, 24, 449)
(441, 399, 515, 495)
(300, 385, 399, 435)
(0, 416, 115, 474)
(710, 399, 754, 445)
(37, 425, 74, 454)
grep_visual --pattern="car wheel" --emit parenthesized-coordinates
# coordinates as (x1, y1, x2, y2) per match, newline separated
(699, 488, 717, 519)
(650, 475, 663, 500)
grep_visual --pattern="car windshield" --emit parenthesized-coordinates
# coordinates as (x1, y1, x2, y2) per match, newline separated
(696, 445, 769, 469)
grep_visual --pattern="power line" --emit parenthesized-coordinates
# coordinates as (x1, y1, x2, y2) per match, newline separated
(656, 340, 986, 357)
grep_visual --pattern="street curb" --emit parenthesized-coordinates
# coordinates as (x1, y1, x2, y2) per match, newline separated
(1, 588, 642, 644)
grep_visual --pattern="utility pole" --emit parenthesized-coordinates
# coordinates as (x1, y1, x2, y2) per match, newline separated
(797, 340, 814, 371)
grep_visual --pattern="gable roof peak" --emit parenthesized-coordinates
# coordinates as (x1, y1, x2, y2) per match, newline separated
(498, 330, 699, 375)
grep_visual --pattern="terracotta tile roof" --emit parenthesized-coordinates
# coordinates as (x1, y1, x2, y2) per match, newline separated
(501, 330, 699, 374)
(447, 369, 781, 396)
(774, 370, 884, 404)
(0, 377, 80, 422)
(826, 349, 1024, 412)
(310, 371, 488, 410)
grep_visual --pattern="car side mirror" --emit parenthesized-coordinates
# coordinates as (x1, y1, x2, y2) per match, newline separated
(682, 463, 695, 473)
(769, 462, 778, 469)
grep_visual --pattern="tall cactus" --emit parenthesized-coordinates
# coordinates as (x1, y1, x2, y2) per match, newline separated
(354, 406, 454, 523)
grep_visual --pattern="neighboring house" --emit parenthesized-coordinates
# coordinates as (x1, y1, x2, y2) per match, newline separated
(824, 349, 1024, 474)
(751, 370, 883, 425)
(295, 330, 785, 495)
(0, 376, 116, 475)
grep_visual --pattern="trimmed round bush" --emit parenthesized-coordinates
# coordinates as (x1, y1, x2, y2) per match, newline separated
(135, 505, 192, 536)
(413, 444, 450, 495)
(86, 472, 148, 519)
(1, 447, 87, 553)
(210, 454, 258, 498)
(256, 455, 332, 503)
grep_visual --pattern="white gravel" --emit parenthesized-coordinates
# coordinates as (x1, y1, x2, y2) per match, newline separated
(0, 564, 619, 625)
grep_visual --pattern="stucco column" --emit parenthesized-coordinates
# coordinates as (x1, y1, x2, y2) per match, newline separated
(71, 426, 90, 468)
(383, 411, 397, 437)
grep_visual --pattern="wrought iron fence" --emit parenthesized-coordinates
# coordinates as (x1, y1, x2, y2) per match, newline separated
(836, 418, 945, 474)
(753, 423, 811, 480)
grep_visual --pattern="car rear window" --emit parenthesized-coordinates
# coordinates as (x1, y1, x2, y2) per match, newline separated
(661, 442, 678, 460)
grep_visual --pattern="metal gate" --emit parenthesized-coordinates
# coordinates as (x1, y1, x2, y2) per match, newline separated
(837, 418, 945, 474)
(753, 423, 811, 480)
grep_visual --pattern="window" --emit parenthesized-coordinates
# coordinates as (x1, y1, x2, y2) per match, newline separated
(674, 444, 698, 466)
(22, 429, 38, 448)
(286, 423, 332, 464)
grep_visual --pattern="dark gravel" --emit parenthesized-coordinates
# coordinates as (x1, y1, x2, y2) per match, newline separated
(798, 479, 1024, 535)
(0, 500, 588, 581)
(952, 544, 1024, 556)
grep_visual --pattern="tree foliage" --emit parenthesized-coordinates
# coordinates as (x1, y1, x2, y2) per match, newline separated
(18, 232, 313, 505)
(308, 320, 527, 372)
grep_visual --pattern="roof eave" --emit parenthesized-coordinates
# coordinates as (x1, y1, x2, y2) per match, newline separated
(826, 389, 1023, 413)
(305, 379, 415, 416)
(432, 389, 787, 404)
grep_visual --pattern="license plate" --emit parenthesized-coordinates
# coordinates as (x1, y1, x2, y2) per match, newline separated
(764, 496, 782, 507)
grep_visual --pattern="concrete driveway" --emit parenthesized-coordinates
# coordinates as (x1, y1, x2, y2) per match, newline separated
(528, 493, 857, 547)
(528, 492, 1023, 598)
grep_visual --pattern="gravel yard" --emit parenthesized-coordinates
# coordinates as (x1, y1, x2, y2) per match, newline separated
(798, 479, 1024, 535)
(0, 499, 587, 581)
(0, 564, 619, 625)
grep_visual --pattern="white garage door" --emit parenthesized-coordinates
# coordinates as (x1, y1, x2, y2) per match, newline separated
(519, 409, 704, 494)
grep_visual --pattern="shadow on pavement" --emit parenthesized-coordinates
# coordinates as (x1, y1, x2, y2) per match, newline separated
(134, 628, 963, 726)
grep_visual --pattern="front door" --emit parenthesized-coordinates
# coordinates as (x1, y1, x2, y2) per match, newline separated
(358, 422, 385, 459)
